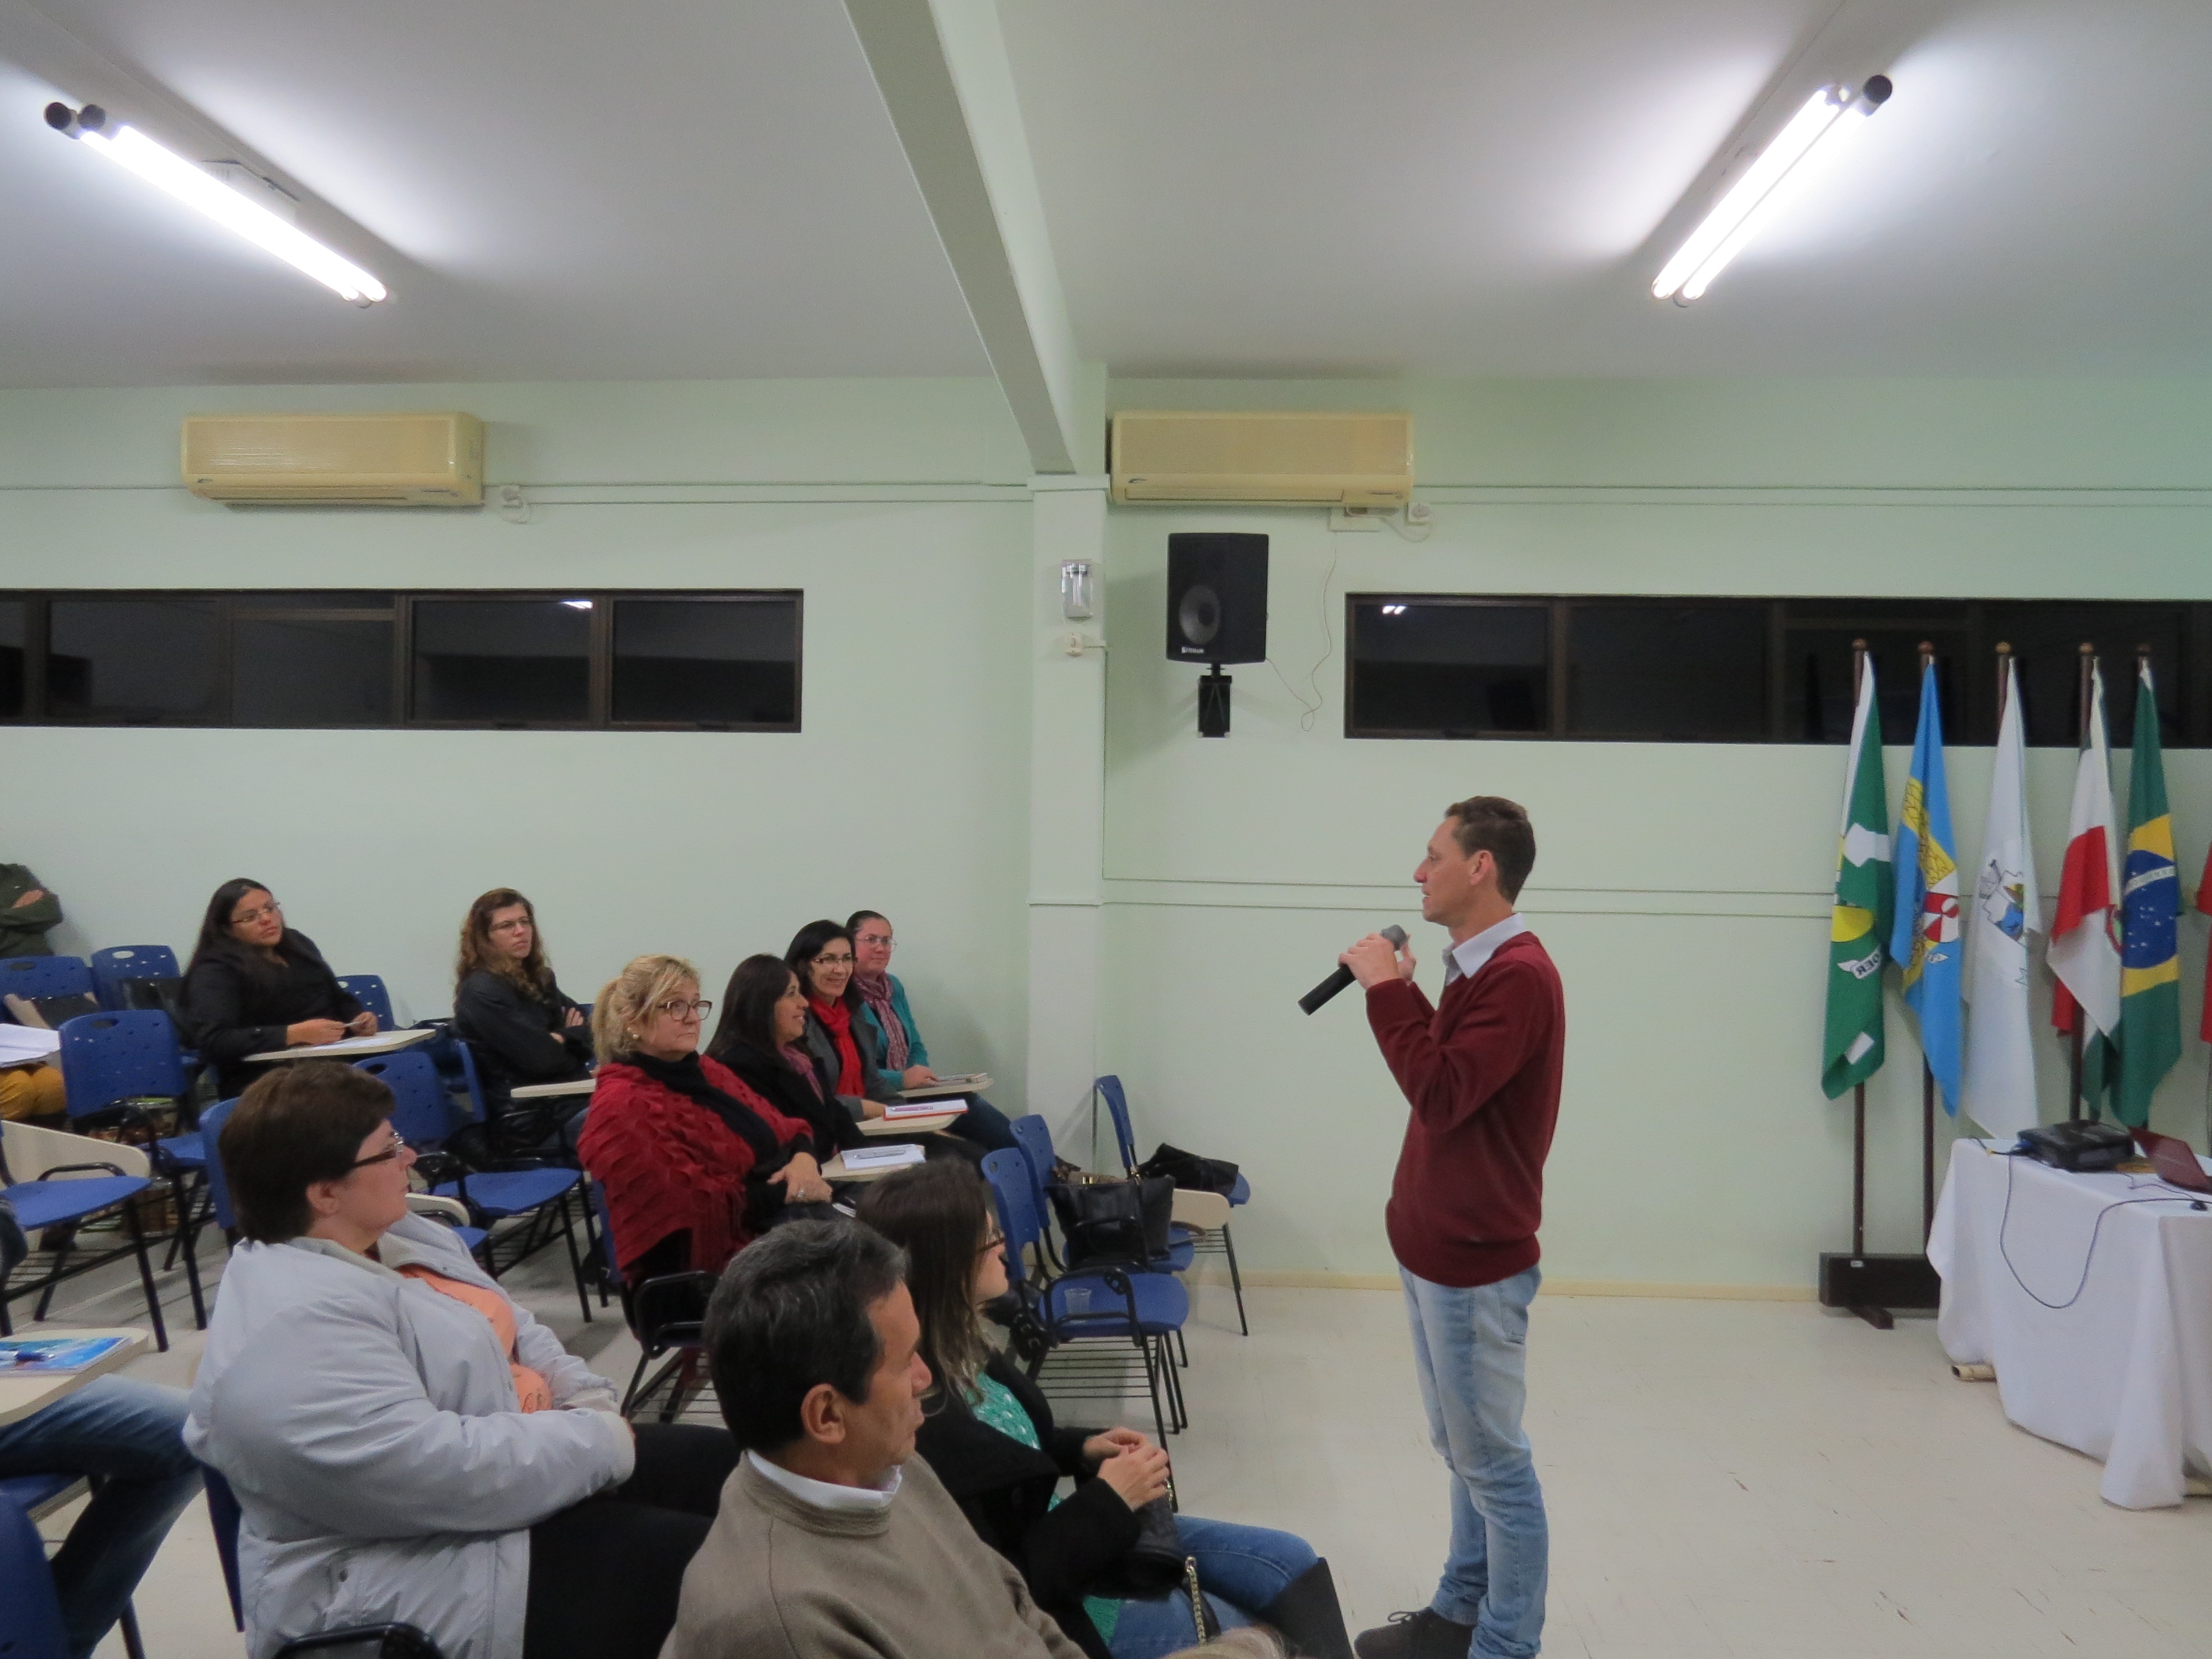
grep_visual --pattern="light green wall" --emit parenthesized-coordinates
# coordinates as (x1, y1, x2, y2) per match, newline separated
(10, 372, 2212, 1290)
(1097, 377, 2212, 1288)
(0, 379, 1037, 1099)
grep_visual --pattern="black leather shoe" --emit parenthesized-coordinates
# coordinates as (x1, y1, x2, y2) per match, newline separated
(1352, 1609, 1477, 1659)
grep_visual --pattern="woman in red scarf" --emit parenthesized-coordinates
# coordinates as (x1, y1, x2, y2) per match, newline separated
(783, 919, 898, 1126)
(580, 954, 831, 1286)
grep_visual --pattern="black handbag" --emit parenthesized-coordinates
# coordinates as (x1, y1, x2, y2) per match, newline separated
(1049, 1175, 1173, 1268)
(1085, 1495, 1189, 1597)
(1136, 1142, 1240, 1196)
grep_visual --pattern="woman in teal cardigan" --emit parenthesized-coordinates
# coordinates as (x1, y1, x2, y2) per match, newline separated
(848, 909, 1018, 1154)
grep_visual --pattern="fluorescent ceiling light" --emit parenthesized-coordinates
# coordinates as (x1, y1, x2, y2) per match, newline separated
(45, 102, 386, 305)
(1653, 75, 1891, 305)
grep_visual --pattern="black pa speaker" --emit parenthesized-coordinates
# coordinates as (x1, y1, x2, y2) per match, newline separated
(1166, 534, 1268, 665)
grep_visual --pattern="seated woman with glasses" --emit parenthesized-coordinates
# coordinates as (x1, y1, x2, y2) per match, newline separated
(782, 919, 898, 1126)
(848, 907, 1019, 1154)
(578, 954, 833, 1288)
(187, 1060, 739, 1659)
(182, 878, 375, 1101)
(856, 1161, 1353, 1659)
(451, 888, 593, 1120)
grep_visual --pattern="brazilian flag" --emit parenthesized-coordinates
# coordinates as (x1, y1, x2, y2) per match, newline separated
(2117, 662, 2180, 1126)
(1822, 662, 1891, 1097)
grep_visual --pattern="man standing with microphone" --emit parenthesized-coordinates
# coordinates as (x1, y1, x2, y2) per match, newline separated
(1337, 796, 1564, 1659)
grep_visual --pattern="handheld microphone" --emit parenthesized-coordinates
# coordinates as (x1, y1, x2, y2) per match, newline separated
(1300, 925, 1408, 1015)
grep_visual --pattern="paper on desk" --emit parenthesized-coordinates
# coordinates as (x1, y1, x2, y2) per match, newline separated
(0, 1026, 61, 1067)
(842, 1144, 927, 1171)
(884, 1100, 968, 1119)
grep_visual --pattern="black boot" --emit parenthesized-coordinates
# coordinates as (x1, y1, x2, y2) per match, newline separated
(1352, 1608, 1475, 1659)
(1258, 1558, 1355, 1659)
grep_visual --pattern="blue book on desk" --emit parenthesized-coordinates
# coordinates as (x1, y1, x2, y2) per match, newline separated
(1, 1335, 129, 1374)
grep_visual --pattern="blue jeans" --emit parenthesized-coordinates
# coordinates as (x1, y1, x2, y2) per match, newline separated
(1107, 1514, 1316, 1659)
(1401, 1265, 1547, 1659)
(0, 1375, 201, 1659)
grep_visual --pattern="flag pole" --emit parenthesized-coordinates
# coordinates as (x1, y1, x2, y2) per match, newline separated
(2072, 642, 2095, 1125)
(1919, 640, 1938, 1243)
(1851, 639, 1870, 1259)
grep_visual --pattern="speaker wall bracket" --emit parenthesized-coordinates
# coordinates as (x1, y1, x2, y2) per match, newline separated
(1329, 504, 1387, 533)
(1197, 666, 1232, 737)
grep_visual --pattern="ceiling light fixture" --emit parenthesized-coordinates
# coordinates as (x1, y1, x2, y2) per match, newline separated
(45, 102, 387, 305)
(1653, 75, 1891, 305)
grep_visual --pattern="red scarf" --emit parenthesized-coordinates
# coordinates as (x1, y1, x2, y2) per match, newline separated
(810, 994, 865, 1095)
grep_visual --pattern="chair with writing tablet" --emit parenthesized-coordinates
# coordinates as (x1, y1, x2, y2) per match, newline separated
(980, 1149, 1187, 1444)
(1093, 1074, 1248, 1335)
(0, 956, 96, 1021)
(89, 945, 181, 1010)
(336, 973, 397, 1031)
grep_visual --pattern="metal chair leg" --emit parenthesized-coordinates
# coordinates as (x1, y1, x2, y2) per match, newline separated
(118, 1600, 146, 1659)
(1222, 1223, 1249, 1335)
(559, 1201, 591, 1323)
(123, 1203, 169, 1353)
(170, 1174, 206, 1329)
(1140, 1337, 1169, 1445)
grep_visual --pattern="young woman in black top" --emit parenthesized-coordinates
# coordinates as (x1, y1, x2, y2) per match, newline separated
(451, 888, 592, 1115)
(182, 879, 373, 1099)
(705, 954, 862, 1156)
(855, 1162, 1352, 1659)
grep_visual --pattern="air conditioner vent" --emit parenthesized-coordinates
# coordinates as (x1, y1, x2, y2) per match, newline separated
(1112, 411, 1413, 507)
(182, 412, 484, 506)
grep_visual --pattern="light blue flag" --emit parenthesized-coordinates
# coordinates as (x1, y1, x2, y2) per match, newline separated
(1890, 661, 1964, 1113)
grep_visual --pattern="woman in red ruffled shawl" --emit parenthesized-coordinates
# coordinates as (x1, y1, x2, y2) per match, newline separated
(579, 954, 833, 1286)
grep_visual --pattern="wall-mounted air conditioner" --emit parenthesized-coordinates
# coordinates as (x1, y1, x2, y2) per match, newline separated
(1110, 410, 1413, 508)
(182, 412, 485, 505)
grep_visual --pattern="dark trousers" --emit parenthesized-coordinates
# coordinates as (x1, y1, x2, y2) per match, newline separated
(945, 1095, 1019, 1154)
(522, 1423, 738, 1659)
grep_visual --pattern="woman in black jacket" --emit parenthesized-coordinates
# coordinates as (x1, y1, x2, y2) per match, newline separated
(854, 1162, 1352, 1659)
(705, 954, 862, 1156)
(182, 879, 372, 1099)
(451, 888, 592, 1117)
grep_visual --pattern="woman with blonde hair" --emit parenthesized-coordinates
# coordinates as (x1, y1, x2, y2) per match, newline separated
(451, 888, 592, 1116)
(578, 955, 830, 1287)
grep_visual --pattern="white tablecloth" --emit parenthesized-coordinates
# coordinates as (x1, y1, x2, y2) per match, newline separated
(1929, 1137, 2212, 1507)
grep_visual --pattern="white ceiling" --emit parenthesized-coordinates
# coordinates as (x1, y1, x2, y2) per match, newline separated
(0, 0, 989, 387)
(4, 1, 2212, 387)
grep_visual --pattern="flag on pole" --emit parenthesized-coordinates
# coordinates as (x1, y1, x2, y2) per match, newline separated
(1961, 658, 2041, 1139)
(2049, 663, 2122, 1111)
(1822, 659, 1891, 1098)
(2197, 840, 2212, 1042)
(2116, 661, 2180, 1126)
(1890, 660, 1963, 1113)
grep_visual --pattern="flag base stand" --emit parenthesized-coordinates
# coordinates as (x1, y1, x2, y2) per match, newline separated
(1818, 1252, 1940, 1324)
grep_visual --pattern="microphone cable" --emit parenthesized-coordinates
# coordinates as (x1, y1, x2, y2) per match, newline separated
(1995, 1149, 2208, 1311)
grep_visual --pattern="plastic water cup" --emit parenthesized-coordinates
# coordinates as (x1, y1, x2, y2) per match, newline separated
(1063, 1286, 1093, 1316)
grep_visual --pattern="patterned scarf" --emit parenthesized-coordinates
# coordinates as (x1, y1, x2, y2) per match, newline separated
(852, 970, 910, 1070)
(781, 1042, 825, 1100)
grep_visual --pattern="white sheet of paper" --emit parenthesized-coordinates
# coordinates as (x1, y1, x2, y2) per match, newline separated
(0, 1026, 61, 1066)
(841, 1144, 927, 1171)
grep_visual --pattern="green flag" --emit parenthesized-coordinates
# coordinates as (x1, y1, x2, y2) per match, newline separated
(2117, 660, 2180, 1126)
(1823, 661, 1893, 1098)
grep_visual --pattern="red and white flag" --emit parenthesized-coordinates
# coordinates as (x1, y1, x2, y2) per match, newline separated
(2049, 665, 2122, 1054)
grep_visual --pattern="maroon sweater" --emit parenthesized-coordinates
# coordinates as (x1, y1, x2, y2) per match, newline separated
(1367, 929, 1566, 1288)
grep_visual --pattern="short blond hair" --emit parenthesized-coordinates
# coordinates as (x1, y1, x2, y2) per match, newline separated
(593, 954, 701, 1063)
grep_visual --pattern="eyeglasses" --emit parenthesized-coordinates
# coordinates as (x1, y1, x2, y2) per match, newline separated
(855, 933, 894, 948)
(811, 953, 855, 968)
(231, 901, 281, 927)
(653, 998, 713, 1020)
(351, 1131, 408, 1169)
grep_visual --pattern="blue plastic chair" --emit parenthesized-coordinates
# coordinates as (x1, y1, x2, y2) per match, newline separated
(0, 1138, 168, 1352)
(980, 1149, 1187, 1442)
(354, 1051, 591, 1319)
(197, 1098, 239, 1233)
(88, 946, 182, 1011)
(1094, 1074, 1248, 1335)
(0, 1486, 72, 1658)
(0, 956, 95, 1019)
(336, 974, 397, 1030)
(2, 1473, 150, 1659)
(56, 1011, 206, 1327)
(1009, 1113, 1194, 1276)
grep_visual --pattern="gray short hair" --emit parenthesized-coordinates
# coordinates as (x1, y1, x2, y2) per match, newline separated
(705, 1219, 908, 1451)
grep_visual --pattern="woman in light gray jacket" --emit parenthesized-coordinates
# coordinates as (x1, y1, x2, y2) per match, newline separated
(186, 1062, 737, 1659)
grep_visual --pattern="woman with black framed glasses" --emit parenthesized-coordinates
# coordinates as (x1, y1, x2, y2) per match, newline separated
(182, 878, 373, 1100)
(579, 954, 830, 1287)
(188, 1060, 739, 1659)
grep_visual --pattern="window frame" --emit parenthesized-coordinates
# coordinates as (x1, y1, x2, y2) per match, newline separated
(0, 588, 804, 734)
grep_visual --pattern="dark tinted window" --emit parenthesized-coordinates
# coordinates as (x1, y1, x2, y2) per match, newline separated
(612, 598, 799, 727)
(0, 601, 23, 718)
(234, 617, 394, 726)
(1568, 602, 1767, 738)
(412, 599, 591, 724)
(1349, 601, 1548, 736)
(1780, 602, 1970, 744)
(48, 599, 221, 723)
(1981, 603, 2184, 749)
(233, 592, 390, 610)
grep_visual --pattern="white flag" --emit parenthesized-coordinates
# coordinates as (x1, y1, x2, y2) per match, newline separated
(1961, 660, 2040, 1138)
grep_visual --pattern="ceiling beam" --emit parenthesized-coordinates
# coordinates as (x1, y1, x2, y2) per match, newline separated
(842, 0, 1088, 474)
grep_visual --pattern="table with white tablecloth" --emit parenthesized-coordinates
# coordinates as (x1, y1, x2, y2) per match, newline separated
(1928, 1136, 2212, 1508)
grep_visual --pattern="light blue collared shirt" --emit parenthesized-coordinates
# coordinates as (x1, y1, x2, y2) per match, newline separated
(1442, 912, 1530, 986)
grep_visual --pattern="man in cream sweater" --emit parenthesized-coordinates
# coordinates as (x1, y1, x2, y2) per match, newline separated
(664, 1220, 1088, 1659)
